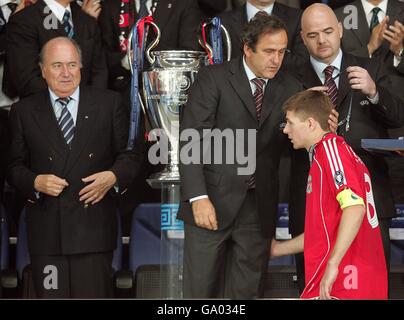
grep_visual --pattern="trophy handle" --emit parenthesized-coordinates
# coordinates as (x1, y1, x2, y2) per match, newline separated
(221, 24, 232, 62)
(145, 21, 161, 65)
(127, 20, 161, 73)
(198, 21, 232, 62)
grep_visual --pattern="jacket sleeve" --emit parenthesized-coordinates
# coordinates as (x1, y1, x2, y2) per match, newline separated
(179, 66, 219, 201)
(109, 94, 145, 192)
(7, 104, 38, 200)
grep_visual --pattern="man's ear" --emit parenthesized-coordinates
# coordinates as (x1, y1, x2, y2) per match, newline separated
(307, 117, 317, 130)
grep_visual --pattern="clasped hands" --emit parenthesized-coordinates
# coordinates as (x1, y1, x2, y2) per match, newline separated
(34, 171, 117, 205)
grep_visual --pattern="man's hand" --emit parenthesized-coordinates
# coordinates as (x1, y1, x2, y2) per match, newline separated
(368, 16, 389, 56)
(191, 198, 218, 231)
(79, 171, 117, 205)
(319, 261, 339, 300)
(81, 0, 102, 19)
(34, 174, 69, 197)
(328, 109, 339, 133)
(347, 66, 377, 98)
(307, 86, 328, 93)
(383, 20, 404, 57)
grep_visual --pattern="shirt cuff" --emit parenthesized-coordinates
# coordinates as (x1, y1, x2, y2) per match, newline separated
(367, 91, 379, 104)
(394, 55, 402, 68)
(189, 195, 208, 203)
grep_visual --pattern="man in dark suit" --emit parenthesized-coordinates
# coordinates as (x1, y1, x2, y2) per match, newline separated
(219, 0, 308, 69)
(334, 0, 404, 76)
(335, 0, 404, 207)
(289, 3, 404, 292)
(3, 0, 108, 99)
(178, 14, 303, 299)
(98, 0, 202, 92)
(7, 37, 143, 298)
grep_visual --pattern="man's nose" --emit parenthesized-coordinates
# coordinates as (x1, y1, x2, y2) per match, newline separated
(61, 65, 70, 76)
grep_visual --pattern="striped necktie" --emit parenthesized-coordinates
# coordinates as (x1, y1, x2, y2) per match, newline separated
(324, 65, 338, 106)
(248, 78, 266, 189)
(62, 10, 74, 39)
(251, 78, 266, 122)
(57, 97, 75, 147)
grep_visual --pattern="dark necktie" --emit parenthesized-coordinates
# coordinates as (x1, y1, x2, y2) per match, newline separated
(251, 77, 266, 122)
(254, 10, 268, 19)
(57, 97, 75, 147)
(62, 10, 74, 39)
(370, 7, 381, 32)
(324, 65, 338, 106)
(248, 78, 266, 189)
(138, 0, 148, 18)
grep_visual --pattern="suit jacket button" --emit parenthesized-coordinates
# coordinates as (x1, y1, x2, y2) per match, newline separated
(48, 156, 53, 161)
(89, 153, 94, 158)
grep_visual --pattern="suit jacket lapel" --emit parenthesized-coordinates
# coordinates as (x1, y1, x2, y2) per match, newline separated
(64, 88, 98, 175)
(33, 91, 69, 158)
(351, 0, 371, 48)
(299, 61, 322, 89)
(259, 75, 283, 128)
(229, 58, 256, 121)
(71, 2, 85, 41)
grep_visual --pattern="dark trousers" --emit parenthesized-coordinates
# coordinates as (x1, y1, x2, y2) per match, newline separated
(30, 251, 113, 298)
(183, 190, 270, 299)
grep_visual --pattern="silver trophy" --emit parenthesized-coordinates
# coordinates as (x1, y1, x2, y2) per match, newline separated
(143, 49, 207, 182)
(128, 20, 231, 183)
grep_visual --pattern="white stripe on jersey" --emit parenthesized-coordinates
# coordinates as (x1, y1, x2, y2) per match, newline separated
(323, 138, 346, 189)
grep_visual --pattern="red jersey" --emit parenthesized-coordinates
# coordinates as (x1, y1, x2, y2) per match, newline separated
(301, 133, 387, 299)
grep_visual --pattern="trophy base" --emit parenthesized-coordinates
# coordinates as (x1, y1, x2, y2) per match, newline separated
(147, 170, 180, 189)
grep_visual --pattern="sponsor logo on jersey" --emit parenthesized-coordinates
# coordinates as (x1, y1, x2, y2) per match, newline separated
(334, 170, 345, 186)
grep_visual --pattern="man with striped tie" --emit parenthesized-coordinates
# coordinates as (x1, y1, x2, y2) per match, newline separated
(7, 37, 144, 298)
(288, 3, 404, 295)
(178, 14, 304, 299)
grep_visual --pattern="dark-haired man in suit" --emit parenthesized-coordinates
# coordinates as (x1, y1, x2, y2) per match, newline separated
(219, 0, 308, 69)
(178, 14, 303, 299)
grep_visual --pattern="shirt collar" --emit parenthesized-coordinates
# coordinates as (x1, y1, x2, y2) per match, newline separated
(43, 0, 72, 22)
(246, 1, 274, 22)
(49, 86, 80, 105)
(361, 0, 388, 16)
(310, 49, 343, 78)
(0, 0, 17, 7)
(242, 56, 269, 84)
